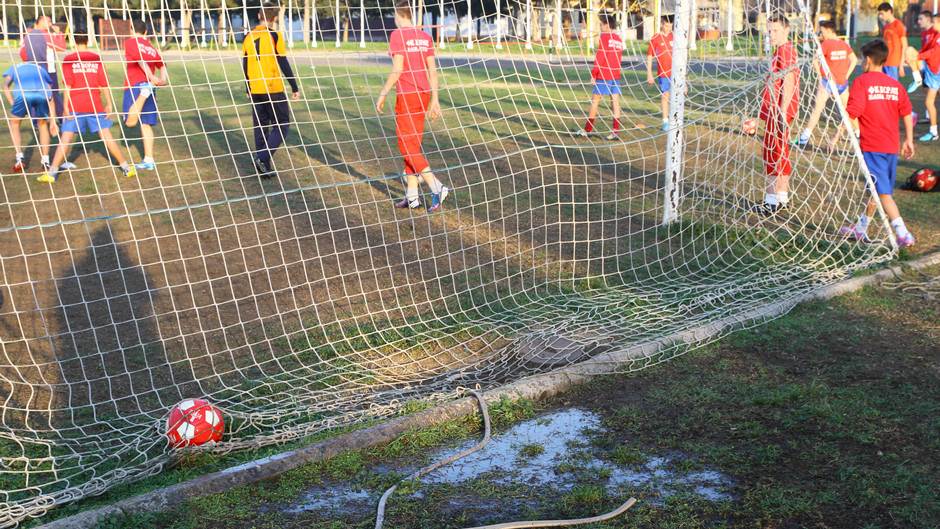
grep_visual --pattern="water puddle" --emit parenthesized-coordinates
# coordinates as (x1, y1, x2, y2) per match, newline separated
(282, 408, 733, 516)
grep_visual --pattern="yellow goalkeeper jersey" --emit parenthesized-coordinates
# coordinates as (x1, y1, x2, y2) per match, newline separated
(242, 25, 288, 95)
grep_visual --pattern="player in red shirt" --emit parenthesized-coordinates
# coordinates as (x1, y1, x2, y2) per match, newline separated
(38, 33, 136, 184)
(903, 11, 940, 140)
(750, 15, 799, 215)
(376, 0, 448, 212)
(840, 39, 916, 248)
(797, 20, 857, 146)
(646, 15, 674, 132)
(122, 19, 168, 171)
(576, 13, 624, 140)
(877, 3, 908, 81)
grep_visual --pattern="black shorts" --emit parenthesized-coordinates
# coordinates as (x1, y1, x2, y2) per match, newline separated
(250, 92, 291, 127)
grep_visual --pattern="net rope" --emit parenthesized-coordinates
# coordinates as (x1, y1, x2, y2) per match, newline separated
(0, 0, 894, 525)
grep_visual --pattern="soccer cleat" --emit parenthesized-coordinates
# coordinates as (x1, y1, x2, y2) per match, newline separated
(838, 225, 871, 243)
(605, 132, 619, 141)
(661, 122, 670, 132)
(254, 157, 275, 178)
(135, 160, 156, 171)
(896, 233, 916, 248)
(574, 129, 589, 138)
(35, 173, 56, 184)
(918, 132, 938, 142)
(123, 165, 138, 179)
(394, 197, 422, 209)
(794, 132, 810, 147)
(428, 186, 450, 213)
(748, 202, 785, 217)
(59, 161, 77, 170)
(907, 79, 923, 93)
(12, 161, 25, 173)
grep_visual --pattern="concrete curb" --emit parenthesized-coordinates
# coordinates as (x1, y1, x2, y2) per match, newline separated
(37, 251, 940, 529)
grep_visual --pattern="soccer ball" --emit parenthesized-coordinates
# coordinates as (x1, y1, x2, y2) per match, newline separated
(166, 398, 224, 448)
(742, 118, 758, 136)
(910, 167, 937, 192)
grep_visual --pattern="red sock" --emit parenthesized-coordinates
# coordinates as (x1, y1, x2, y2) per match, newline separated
(585, 118, 595, 133)
(613, 118, 621, 132)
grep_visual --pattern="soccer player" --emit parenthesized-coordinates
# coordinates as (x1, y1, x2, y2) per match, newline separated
(904, 12, 940, 141)
(840, 39, 915, 248)
(123, 19, 168, 170)
(3, 58, 57, 172)
(901, 10, 935, 94)
(796, 20, 856, 146)
(376, 0, 449, 212)
(38, 33, 137, 184)
(21, 16, 67, 119)
(577, 13, 624, 140)
(751, 15, 799, 215)
(242, 1, 300, 179)
(646, 15, 674, 132)
(877, 3, 907, 81)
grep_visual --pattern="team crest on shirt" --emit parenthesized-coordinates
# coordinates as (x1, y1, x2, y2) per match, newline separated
(138, 44, 159, 58)
(70, 61, 100, 74)
(829, 49, 847, 61)
(405, 38, 430, 52)
(867, 84, 899, 101)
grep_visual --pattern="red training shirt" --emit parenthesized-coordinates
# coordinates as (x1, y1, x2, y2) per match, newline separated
(592, 32, 624, 80)
(389, 27, 434, 94)
(820, 38, 854, 86)
(921, 26, 938, 53)
(760, 41, 800, 122)
(647, 32, 673, 78)
(883, 19, 906, 67)
(62, 51, 109, 114)
(846, 71, 912, 154)
(124, 36, 164, 87)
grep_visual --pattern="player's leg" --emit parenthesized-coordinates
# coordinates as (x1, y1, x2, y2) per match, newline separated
(124, 83, 154, 128)
(799, 83, 830, 145)
(755, 115, 791, 213)
(606, 93, 622, 140)
(135, 87, 160, 170)
(250, 95, 276, 177)
(580, 93, 603, 136)
(39, 129, 76, 183)
(904, 46, 923, 92)
(773, 121, 793, 205)
(921, 87, 938, 141)
(262, 94, 291, 162)
(95, 117, 136, 178)
(36, 119, 51, 166)
(656, 77, 671, 131)
(394, 93, 424, 208)
(8, 116, 24, 172)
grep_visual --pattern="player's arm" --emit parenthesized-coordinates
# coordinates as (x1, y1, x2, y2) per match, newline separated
(100, 66, 116, 116)
(376, 54, 405, 113)
(2, 76, 13, 106)
(844, 81, 864, 135)
(426, 55, 440, 121)
(137, 59, 156, 85)
(779, 69, 797, 119)
(646, 52, 655, 83)
(848, 52, 858, 75)
(273, 32, 300, 101)
(902, 112, 915, 158)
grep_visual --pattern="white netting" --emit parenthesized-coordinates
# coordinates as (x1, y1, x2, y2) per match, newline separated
(0, 0, 894, 525)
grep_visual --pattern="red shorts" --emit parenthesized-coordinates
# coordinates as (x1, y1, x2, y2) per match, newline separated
(762, 113, 793, 177)
(395, 91, 431, 175)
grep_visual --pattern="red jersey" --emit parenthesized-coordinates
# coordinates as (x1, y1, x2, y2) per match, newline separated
(920, 27, 938, 53)
(591, 32, 623, 80)
(760, 42, 800, 122)
(124, 36, 164, 87)
(846, 71, 912, 154)
(647, 32, 673, 78)
(883, 19, 906, 67)
(389, 27, 434, 94)
(820, 38, 854, 86)
(62, 51, 109, 114)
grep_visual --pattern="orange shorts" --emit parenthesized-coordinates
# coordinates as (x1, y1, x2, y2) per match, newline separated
(395, 91, 431, 175)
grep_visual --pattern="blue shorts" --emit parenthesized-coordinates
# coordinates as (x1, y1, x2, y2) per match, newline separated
(883, 66, 899, 81)
(656, 76, 671, 94)
(10, 96, 50, 119)
(821, 78, 848, 96)
(925, 67, 940, 90)
(863, 151, 898, 195)
(62, 113, 113, 135)
(592, 79, 622, 96)
(122, 82, 158, 125)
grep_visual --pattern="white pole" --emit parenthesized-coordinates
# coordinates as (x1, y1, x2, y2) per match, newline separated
(335, 0, 341, 47)
(846, 0, 852, 40)
(662, 0, 690, 225)
(496, 0, 502, 49)
(725, 0, 733, 50)
(161, 0, 167, 46)
(934, 0, 938, 17)
(466, 0, 473, 49)
(689, 0, 697, 50)
(311, 0, 318, 47)
(358, 0, 364, 47)
(525, 0, 532, 49)
(2, 0, 8, 47)
(122, 0, 127, 20)
(243, 2, 248, 33)
(200, 0, 208, 47)
(439, 0, 445, 48)
(620, 0, 627, 41)
(587, 0, 593, 51)
(763, 0, 771, 55)
(554, 0, 562, 50)
(289, 0, 295, 47)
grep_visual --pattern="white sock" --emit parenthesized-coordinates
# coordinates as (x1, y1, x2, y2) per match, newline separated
(913, 68, 923, 83)
(891, 217, 910, 238)
(777, 192, 789, 206)
(800, 128, 811, 139)
(120, 161, 130, 172)
(15, 152, 24, 162)
(764, 192, 779, 206)
(931, 125, 938, 135)
(40, 155, 49, 165)
(857, 215, 870, 233)
(143, 156, 155, 164)
(49, 165, 59, 177)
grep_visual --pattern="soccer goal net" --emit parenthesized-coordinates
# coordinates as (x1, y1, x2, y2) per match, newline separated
(0, 0, 893, 524)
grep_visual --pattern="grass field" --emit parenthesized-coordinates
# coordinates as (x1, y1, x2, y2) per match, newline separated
(1, 36, 939, 528)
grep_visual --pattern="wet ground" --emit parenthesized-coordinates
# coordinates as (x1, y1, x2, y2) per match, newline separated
(278, 408, 733, 520)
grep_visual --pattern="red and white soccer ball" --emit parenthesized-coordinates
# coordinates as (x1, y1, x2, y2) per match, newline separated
(166, 398, 224, 448)
(742, 118, 758, 136)
(910, 167, 937, 192)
